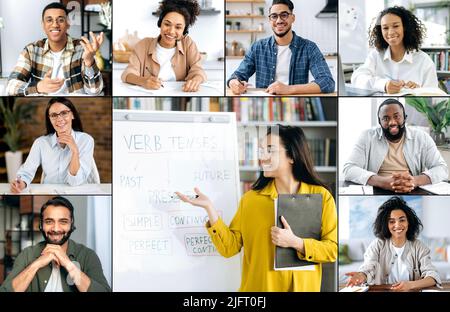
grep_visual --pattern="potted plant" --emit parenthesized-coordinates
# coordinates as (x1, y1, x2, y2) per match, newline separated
(0, 99, 35, 182)
(406, 97, 450, 146)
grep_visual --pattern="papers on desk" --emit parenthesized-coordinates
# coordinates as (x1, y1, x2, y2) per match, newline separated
(27, 184, 108, 194)
(340, 185, 374, 195)
(125, 81, 224, 96)
(339, 285, 369, 292)
(419, 182, 450, 195)
(387, 87, 447, 96)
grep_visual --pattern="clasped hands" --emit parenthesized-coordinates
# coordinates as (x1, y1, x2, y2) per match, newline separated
(386, 172, 416, 193)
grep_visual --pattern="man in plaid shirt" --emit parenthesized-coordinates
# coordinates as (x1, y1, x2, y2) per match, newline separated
(6, 2, 104, 96)
(228, 0, 335, 95)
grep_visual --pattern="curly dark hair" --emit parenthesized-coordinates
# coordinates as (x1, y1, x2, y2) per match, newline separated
(156, 0, 200, 34)
(368, 6, 426, 52)
(373, 196, 423, 241)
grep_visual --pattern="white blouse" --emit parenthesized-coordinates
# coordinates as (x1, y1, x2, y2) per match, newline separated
(351, 47, 439, 92)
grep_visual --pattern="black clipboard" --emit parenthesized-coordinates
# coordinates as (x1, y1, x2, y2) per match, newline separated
(274, 194, 322, 270)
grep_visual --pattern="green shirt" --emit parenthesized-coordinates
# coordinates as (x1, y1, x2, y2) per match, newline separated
(0, 239, 111, 292)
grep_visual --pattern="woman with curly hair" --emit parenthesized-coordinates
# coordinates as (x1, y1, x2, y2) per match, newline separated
(351, 6, 439, 94)
(345, 196, 441, 291)
(121, 0, 206, 92)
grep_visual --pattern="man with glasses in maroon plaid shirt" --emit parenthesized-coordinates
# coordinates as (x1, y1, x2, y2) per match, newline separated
(6, 2, 104, 96)
(228, 0, 334, 95)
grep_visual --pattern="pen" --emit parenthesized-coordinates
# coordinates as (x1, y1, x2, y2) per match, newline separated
(146, 67, 164, 88)
(171, 193, 199, 200)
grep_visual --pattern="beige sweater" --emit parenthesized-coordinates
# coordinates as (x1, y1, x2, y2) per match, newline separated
(121, 36, 206, 83)
(359, 238, 441, 286)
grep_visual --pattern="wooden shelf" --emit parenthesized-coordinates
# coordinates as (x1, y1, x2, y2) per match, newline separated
(226, 30, 265, 33)
(226, 55, 244, 59)
(226, 15, 266, 18)
(238, 121, 337, 127)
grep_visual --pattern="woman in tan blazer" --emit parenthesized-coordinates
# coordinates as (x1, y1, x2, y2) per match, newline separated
(121, 0, 206, 92)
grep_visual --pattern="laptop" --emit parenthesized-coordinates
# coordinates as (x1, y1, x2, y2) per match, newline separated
(338, 55, 380, 96)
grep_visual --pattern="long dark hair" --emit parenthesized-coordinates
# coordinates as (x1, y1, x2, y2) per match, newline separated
(252, 125, 329, 191)
(45, 97, 83, 135)
(373, 196, 423, 241)
(369, 6, 425, 52)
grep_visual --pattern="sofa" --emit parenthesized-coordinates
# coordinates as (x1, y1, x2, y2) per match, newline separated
(339, 238, 450, 285)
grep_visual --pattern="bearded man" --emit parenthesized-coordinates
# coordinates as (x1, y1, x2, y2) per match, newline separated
(343, 98, 448, 193)
(0, 197, 110, 292)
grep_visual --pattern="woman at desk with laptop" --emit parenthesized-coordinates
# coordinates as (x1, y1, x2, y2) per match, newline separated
(351, 6, 441, 94)
(120, 0, 206, 92)
(10, 97, 95, 193)
(345, 196, 441, 291)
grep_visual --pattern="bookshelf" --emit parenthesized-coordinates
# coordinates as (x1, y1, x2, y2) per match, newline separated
(113, 97, 337, 197)
(0, 196, 48, 284)
(422, 47, 450, 93)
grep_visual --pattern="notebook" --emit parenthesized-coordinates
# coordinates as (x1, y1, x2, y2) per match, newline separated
(274, 194, 322, 270)
(386, 87, 447, 96)
(419, 182, 450, 195)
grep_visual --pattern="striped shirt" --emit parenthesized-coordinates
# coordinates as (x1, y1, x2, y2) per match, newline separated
(7, 36, 103, 96)
(228, 31, 335, 93)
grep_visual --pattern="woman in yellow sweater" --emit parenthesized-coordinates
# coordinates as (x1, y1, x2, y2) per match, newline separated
(177, 125, 337, 291)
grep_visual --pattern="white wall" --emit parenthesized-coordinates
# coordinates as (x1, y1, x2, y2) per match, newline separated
(422, 197, 450, 238)
(0, 0, 110, 76)
(113, 0, 224, 61)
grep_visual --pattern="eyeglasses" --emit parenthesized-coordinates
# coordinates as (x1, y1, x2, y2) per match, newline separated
(258, 146, 285, 158)
(268, 12, 292, 22)
(49, 110, 71, 120)
(44, 17, 67, 25)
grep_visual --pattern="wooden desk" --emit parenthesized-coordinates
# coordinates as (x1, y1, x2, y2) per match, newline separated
(369, 283, 450, 292)
(339, 282, 450, 292)
(0, 183, 111, 195)
(339, 180, 433, 195)
(226, 88, 337, 97)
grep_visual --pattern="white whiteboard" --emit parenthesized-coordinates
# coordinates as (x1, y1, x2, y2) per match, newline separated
(113, 110, 241, 291)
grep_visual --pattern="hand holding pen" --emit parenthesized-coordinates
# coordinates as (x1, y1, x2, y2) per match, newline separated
(385, 78, 405, 94)
(141, 67, 164, 90)
(10, 175, 27, 194)
(36, 69, 65, 94)
(229, 78, 248, 95)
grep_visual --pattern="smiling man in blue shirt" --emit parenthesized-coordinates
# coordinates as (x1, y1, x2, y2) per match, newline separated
(228, 0, 335, 95)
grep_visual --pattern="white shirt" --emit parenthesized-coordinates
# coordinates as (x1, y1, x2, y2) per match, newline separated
(155, 43, 177, 81)
(351, 47, 439, 92)
(16, 130, 94, 186)
(50, 50, 68, 95)
(275, 44, 291, 84)
(388, 244, 410, 283)
(44, 263, 64, 292)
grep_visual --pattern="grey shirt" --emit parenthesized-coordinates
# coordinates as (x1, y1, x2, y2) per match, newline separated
(343, 126, 448, 185)
(359, 238, 441, 286)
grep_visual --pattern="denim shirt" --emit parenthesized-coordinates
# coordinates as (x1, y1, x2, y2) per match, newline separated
(359, 238, 441, 286)
(227, 31, 335, 93)
(342, 126, 448, 185)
